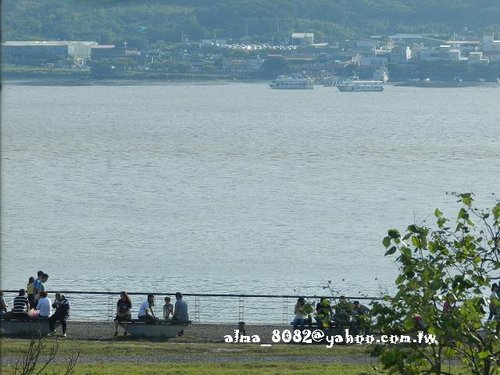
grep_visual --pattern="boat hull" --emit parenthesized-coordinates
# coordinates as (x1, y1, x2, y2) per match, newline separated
(270, 75, 314, 89)
(337, 84, 383, 92)
(270, 83, 313, 89)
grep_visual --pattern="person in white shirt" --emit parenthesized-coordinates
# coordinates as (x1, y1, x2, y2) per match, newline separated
(138, 294, 158, 322)
(36, 291, 52, 318)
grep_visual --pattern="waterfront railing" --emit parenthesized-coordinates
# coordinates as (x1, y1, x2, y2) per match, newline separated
(2, 290, 380, 324)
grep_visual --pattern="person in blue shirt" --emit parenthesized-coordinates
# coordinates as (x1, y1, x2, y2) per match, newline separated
(172, 292, 189, 337)
(33, 271, 44, 307)
(173, 292, 189, 322)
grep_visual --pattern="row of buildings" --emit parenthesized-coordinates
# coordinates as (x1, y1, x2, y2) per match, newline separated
(286, 32, 500, 66)
(1, 41, 140, 66)
(2, 33, 500, 73)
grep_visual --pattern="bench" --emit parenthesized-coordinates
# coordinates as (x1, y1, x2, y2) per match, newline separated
(0, 318, 59, 337)
(123, 319, 190, 339)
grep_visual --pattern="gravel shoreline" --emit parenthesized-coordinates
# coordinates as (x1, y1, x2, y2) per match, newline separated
(60, 321, 291, 343)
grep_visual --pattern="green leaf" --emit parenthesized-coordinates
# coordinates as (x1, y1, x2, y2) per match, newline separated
(382, 350, 401, 367)
(400, 247, 411, 258)
(382, 236, 391, 248)
(443, 347, 456, 358)
(459, 193, 473, 206)
(434, 208, 443, 217)
(437, 217, 446, 228)
(403, 318, 415, 330)
(429, 279, 441, 290)
(408, 224, 418, 233)
(411, 236, 421, 248)
(405, 270, 415, 279)
(395, 274, 406, 285)
(478, 350, 490, 360)
(385, 246, 397, 256)
(492, 204, 500, 219)
(387, 229, 400, 240)
(428, 242, 437, 254)
(458, 207, 469, 220)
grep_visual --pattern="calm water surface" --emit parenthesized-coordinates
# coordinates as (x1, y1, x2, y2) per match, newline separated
(2, 82, 499, 321)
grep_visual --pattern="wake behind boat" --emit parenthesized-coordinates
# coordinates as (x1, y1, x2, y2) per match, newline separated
(270, 75, 314, 89)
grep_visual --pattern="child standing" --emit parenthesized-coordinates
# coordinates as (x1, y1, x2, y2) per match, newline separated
(163, 296, 174, 320)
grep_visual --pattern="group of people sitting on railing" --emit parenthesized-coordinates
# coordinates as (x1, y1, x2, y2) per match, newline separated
(0, 270, 70, 337)
(293, 296, 371, 334)
(0, 271, 190, 338)
(114, 291, 189, 336)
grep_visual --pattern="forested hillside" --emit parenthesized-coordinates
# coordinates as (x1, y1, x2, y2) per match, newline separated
(3, 0, 500, 48)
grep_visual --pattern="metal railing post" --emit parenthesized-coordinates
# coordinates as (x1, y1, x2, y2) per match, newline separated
(194, 295, 200, 323)
(107, 294, 114, 320)
(238, 296, 244, 322)
(282, 297, 289, 324)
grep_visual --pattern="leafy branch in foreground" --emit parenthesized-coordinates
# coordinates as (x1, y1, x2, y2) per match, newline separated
(372, 193, 499, 375)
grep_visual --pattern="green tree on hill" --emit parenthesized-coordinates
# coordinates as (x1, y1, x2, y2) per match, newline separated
(3, 1, 500, 44)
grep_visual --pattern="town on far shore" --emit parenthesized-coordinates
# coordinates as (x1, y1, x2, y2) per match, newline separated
(2, 31, 500, 84)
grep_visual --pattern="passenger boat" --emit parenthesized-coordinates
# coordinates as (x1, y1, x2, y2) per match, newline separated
(124, 319, 190, 339)
(336, 75, 383, 92)
(321, 76, 345, 87)
(270, 75, 314, 89)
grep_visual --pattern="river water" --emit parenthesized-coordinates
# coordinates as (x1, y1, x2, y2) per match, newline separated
(1, 82, 499, 322)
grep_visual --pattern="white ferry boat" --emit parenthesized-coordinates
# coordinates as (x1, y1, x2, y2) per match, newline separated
(336, 75, 383, 92)
(321, 76, 345, 87)
(270, 75, 314, 89)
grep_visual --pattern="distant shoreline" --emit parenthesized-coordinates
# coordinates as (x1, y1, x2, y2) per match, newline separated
(2, 78, 244, 86)
(3, 75, 497, 88)
(1, 75, 270, 86)
(394, 80, 498, 88)
(1, 67, 266, 85)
